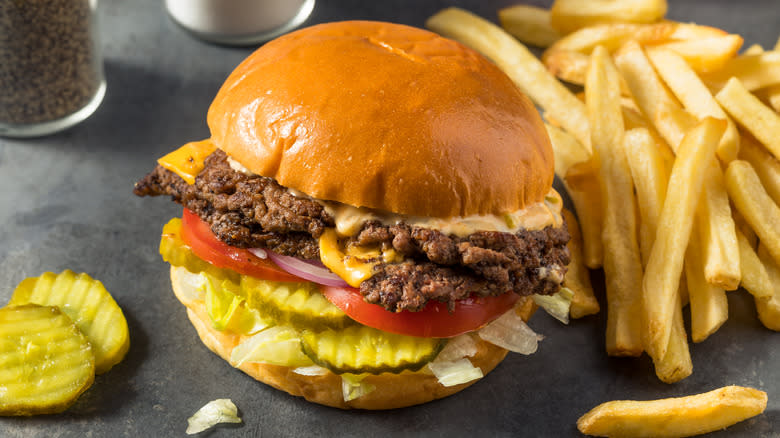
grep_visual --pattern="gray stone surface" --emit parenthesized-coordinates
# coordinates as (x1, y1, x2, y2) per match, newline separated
(0, 0, 777, 436)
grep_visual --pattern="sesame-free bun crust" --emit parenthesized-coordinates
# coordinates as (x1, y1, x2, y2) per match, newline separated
(170, 266, 536, 409)
(207, 21, 553, 218)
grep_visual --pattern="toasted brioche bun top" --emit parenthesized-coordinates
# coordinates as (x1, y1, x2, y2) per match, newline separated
(208, 21, 553, 218)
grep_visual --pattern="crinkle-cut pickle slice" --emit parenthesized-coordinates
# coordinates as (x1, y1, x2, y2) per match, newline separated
(10, 270, 129, 374)
(0, 305, 95, 416)
(301, 326, 445, 375)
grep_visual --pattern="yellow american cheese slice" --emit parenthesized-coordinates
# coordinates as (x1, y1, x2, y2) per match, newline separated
(157, 139, 217, 184)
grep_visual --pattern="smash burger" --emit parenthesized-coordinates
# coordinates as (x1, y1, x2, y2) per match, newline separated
(134, 21, 570, 409)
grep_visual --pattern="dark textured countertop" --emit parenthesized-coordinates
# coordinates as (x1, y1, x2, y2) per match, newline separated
(0, 0, 778, 436)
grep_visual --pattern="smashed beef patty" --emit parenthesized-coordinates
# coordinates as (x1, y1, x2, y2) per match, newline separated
(134, 150, 570, 312)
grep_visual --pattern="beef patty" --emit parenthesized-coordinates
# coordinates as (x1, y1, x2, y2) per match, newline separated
(134, 150, 570, 312)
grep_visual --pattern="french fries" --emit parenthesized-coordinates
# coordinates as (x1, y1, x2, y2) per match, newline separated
(650, 34, 743, 73)
(425, 7, 591, 151)
(755, 245, 780, 331)
(651, 282, 692, 384)
(561, 208, 600, 319)
(642, 118, 725, 361)
(684, 231, 728, 343)
(738, 134, 780, 206)
(737, 230, 774, 300)
(716, 77, 780, 161)
(694, 161, 740, 290)
(615, 41, 691, 152)
(498, 5, 560, 48)
(725, 160, 780, 267)
(550, 0, 667, 35)
(577, 386, 768, 438)
(701, 51, 780, 91)
(647, 48, 740, 162)
(586, 46, 643, 356)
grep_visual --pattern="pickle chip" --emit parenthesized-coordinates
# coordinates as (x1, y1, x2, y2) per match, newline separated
(0, 305, 95, 416)
(10, 270, 130, 374)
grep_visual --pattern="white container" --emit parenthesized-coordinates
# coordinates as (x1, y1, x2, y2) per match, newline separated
(165, 0, 316, 45)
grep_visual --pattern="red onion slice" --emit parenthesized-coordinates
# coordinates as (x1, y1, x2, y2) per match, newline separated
(264, 250, 349, 287)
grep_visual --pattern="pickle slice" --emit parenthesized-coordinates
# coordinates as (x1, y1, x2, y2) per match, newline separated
(241, 277, 355, 331)
(301, 326, 445, 375)
(0, 305, 95, 416)
(10, 270, 130, 374)
(160, 218, 240, 283)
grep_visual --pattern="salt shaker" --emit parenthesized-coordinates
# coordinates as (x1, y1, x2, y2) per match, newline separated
(0, 0, 105, 138)
(165, 0, 316, 46)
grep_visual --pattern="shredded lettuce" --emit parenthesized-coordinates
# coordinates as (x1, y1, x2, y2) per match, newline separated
(186, 399, 241, 435)
(230, 325, 313, 368)
(341, 373, 375, 402)
(478, 308, 544, 355)
(293, 365, 330, 376)
(435, 334, 478, 363)
(174, 267, 207, 305)
(533, 287, 575, 324)
(427, 358, 483, 387)
(202, 274, 269, 335)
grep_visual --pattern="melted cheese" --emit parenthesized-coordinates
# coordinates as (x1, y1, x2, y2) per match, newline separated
(157, 139, 216, 184)
(318, 229, 398, 287)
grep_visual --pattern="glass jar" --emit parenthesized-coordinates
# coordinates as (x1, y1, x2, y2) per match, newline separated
(0, 0, 105, 138)
(165, 0, 316, 46)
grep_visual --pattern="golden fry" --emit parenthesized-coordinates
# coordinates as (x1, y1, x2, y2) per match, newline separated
(545, 21, 677, 54)
(652, 286, 692, 383)
(426, 7, 591, 151)
(615, 41, 690, 152)
(565, 162, 605, 269)
(725, 160, 780, 268)
(647, 48, 740, 162)
(542, 49, 589, 86)
(577, 386, 768, 438)
(562, 208, 600, 319)
(684, 232, 728, 343)
(737, 230, 774, 300)
(549, 0, 667, 35)
(716, 77, 780, 161)
(738, 134, 780, 206)
(623, 128, 669, 266)
(755, 245, 780, 331)
(546, 123, 590, 177)
(650, 34, 743, 73)
(586, 46, 643, 356)
(702, 51, 780, 91)
(695, 161, 740, 290)
(498, 5, 560, 48)
(643, 118, 726, 361)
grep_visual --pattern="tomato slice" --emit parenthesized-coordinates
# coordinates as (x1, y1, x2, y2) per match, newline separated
(321, 285, 520, 338)
(180, 208, 302, 282)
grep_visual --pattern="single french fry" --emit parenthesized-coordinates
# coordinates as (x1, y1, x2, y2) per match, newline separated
(550, 0, 667, 35)
(725, 160, 780, 268)
(542, 49, 589, 86)
(546, 123, 590, 177)
(665, 22, 729, 41)
(755, 244, 780, 331)
(498, 5, 560, 48)
(623, 128, 669, 267)
(695, 160, 741, 290)
(702, 51, 780, 91)
(732, 207, 758, 249)
(647, 48, 740, 162)
(716, 77, 780, 161)
(643, 118, 726, 361)
(587, 46, 643, 356)
(545, 21, 677, 54)
(426, 7, 591, 151)
(651, 34, 743, 73)
(738, 134, 780, 206)
(565, 161, 605, 269)
(737, 230, 774, 300)
(621, 105, 676, 166)
(652, 285, 692, 384)
(615, 41, 690, 152)
(577, 386, 768, 438)
(684, 231, 729, 343)
(562, 208, 600, 319)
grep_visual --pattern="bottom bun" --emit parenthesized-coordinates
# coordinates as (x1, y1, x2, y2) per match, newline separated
(170, 266, 536, 409)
